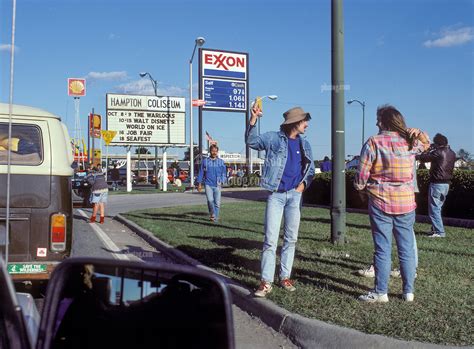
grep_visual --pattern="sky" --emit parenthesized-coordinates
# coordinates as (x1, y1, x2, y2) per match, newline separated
(1, 0, 473, 160)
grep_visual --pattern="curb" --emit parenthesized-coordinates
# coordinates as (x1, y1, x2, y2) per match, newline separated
(114, 213, 466, 349)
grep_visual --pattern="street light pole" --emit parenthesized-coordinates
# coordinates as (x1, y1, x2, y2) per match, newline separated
(347, 99, 366, 148)
(139, 72, 159, 188)
(331, 0, 346, 245)
(189, 36, 205, 190)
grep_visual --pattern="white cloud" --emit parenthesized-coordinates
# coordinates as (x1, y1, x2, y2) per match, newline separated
(85, 71, 127, 81)
(423, 26, 474, 48)
(108, 33, 119, 40)
(115, 79, 186, 96)
(0, 44, 19, 52)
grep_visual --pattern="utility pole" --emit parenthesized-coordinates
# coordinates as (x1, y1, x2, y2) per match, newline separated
(331, 0, 346, 244)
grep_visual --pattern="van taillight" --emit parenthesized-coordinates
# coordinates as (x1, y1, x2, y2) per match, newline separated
(51, 213, 66, 252)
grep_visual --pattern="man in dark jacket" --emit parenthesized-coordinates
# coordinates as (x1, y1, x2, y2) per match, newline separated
(86, 166, 109, 224)
(416, 133, 456, 237)
(110, 164, 120, 191)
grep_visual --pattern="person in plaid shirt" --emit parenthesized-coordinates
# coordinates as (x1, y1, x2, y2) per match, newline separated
(355, 105, 430, 303)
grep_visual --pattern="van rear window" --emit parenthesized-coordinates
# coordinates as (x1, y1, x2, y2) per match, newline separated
(0, 123, 43, 165)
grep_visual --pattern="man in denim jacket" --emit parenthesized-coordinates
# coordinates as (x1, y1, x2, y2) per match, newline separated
(246, 106, 315, 297)
(196, 144, 227, 222)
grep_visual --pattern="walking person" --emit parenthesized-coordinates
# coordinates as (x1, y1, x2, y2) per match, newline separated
(416, 133, 456, 237)
(156, 167, 164, 190)
(196, 144, 227, 222)
(246, 106, 315, 297)
(110, 164, 120, 191)
(355, 105, 430, 303)
(86, 166, 109, 224)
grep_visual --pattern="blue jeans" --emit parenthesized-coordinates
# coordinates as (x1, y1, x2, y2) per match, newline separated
(204, 185, 221, 221)
(369, 204, 416, 294)
(428, 183, 449, 235)
(261, 189, 302, 282)
(413, 231, 418, 268)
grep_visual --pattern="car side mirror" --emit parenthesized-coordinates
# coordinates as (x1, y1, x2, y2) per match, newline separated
(36, 258, 235, 349)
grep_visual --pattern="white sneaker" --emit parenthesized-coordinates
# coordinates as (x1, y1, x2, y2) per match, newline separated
(427, 233, 445, 238)
(358, 292, 389, 303)
(357, 265, 375, 278)
(254, 281, 273, 298)
(403, 293, 414, 302)
(390, 269, 418, 278)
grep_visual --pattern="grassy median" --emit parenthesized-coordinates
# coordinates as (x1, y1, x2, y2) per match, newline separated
(123, 202, 473, 345)
(108, 185, 186, 195)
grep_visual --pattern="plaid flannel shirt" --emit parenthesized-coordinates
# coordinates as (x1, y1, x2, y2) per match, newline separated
(354, 131, 426, 215)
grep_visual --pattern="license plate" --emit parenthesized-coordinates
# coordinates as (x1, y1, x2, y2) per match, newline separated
(7, 263, 48, 274)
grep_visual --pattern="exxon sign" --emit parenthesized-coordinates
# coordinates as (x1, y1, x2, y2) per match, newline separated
(201, 49, 247, 80)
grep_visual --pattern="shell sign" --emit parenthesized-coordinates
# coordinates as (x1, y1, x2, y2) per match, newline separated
(68, 78, 86, 97)
(89, 113, 101, 138)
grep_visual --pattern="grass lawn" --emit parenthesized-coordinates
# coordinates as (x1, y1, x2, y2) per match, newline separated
(109, 185, 186, 195)
(123, 202, 473, 345)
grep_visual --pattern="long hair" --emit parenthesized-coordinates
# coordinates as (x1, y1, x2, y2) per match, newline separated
(377, 105, 414, 150)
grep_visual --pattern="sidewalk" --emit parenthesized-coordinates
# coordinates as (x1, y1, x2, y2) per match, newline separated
(115, 213, 463, 349)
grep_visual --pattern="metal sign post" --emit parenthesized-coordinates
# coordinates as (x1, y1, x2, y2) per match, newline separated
(126, 146, 132, 192)
(68, 78, 86, 169)
(162, 148, 167, 192)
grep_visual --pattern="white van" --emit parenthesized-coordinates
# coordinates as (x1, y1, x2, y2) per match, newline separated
(0, 103, 74, 285)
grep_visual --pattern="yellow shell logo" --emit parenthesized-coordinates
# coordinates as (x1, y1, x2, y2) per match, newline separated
(93, 115, 101, 128)
(69, 80, 84, 94)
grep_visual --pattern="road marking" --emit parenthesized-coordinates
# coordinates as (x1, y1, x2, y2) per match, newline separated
(77, 209, 130, 260)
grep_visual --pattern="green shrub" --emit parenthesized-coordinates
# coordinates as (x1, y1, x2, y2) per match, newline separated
(303, 170, 474, 219)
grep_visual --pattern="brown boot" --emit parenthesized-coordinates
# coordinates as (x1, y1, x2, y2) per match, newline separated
(90, 215, 96, 223)
(100, 216, 105, 224)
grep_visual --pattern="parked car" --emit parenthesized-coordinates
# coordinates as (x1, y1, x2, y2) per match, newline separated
(72, 170, 92, 207)
(147, 169, 188, 185)
(167, 169, 188, 183)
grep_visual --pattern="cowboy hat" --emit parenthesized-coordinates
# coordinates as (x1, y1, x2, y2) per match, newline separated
(281, 107, 311, 125)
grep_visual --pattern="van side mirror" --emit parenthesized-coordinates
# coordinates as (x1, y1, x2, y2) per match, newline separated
(37, 258, 235, 349)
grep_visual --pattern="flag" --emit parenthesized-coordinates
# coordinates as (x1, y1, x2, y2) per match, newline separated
(205, 131, 217, 146)
(205, 131, 213, 142)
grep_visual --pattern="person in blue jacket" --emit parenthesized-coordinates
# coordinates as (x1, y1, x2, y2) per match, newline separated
(196, 144, 227, 222)
(246, 106, 315, 297)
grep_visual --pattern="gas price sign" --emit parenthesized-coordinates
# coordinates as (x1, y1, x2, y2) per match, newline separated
(202, 78, 247, 112)
(200, 48, 248, 113)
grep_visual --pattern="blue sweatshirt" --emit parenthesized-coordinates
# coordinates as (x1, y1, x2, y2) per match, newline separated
(196, 157, 227, 187)
(278, 137, 303, 192)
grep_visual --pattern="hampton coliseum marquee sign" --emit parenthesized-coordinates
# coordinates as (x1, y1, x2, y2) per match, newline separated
(106, 93, 186, 146)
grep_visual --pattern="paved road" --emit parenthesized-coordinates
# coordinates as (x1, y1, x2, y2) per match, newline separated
(72, 191, 297, 349)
